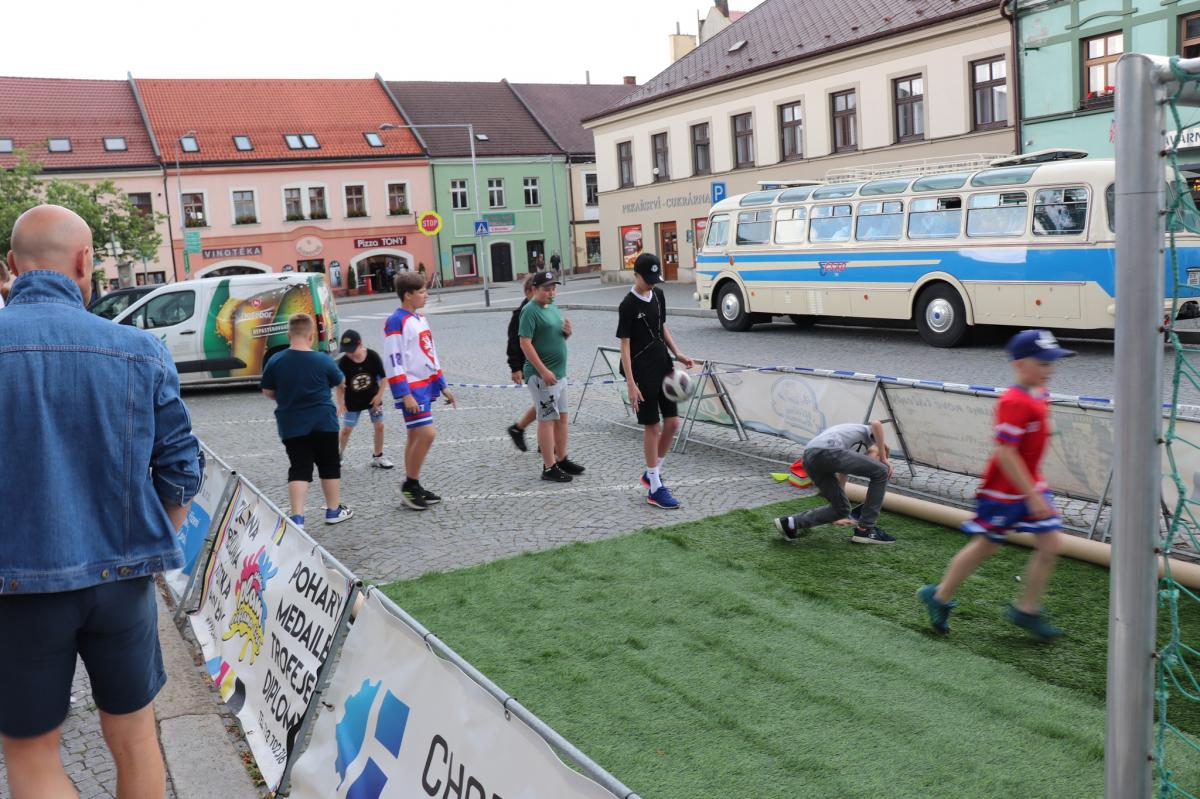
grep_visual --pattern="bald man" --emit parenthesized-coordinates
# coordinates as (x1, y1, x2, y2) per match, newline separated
(0, 205, 203, 799)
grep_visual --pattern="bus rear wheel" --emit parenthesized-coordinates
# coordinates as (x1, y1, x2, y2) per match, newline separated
(915, 284, 969, 348)
(717, 283, 754, 332)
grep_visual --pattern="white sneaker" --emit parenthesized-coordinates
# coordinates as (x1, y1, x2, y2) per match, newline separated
(370, 454, 395, 469)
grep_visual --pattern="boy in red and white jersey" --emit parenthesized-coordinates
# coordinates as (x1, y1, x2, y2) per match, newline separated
(919, 329, 1075, 640)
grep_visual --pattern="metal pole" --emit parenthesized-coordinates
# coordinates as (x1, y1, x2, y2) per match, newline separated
(175, 140, 184, 280)
(468, 124, 491, 307)
(549, 156, 566, 283)
(1106, 51, 1165, 799)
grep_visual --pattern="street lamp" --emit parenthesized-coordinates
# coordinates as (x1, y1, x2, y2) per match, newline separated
(380, 121, 492, 307)
(174, 129, 197, 281)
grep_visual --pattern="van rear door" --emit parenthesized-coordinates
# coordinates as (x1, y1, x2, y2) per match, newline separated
(310, 275, 339, 354)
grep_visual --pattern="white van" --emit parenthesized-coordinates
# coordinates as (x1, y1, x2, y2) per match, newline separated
(110, 272, 340, 385)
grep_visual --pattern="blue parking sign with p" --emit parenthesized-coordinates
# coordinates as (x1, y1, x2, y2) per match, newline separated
(711, 181, 727, 206)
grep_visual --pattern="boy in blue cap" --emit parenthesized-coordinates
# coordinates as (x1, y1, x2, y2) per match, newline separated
(919, 329, 1075, 640)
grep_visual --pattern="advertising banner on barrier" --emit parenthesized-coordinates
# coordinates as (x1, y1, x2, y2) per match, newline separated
(189, 478, 354, 790)
(288, 591, 615, 799)
(163, 445, 234, 600)
(715, 368, 882, 444)
(598, 348, 733, 426)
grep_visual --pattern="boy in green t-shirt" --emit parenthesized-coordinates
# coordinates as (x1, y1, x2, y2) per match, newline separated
(518, 270, 584, 482)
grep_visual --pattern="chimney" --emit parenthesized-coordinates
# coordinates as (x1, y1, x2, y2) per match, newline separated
(586, 70, 591, 84)
(623, 75, 637, 85)
(715, 0, 730, 18)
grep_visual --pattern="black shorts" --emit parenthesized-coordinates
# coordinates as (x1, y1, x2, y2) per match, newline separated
(633, 371, 679, 426)
(283, 430, 341, 482)
(0, 577, 165, 738)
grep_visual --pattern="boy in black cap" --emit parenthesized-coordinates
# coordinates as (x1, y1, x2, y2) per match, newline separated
(919, 329, 1076, 640)
(335, 329, 393, 468)
(618, 252, 693, 508)
(519, 269, 583, 482)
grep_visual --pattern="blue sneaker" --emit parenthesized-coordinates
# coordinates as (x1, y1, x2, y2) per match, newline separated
(918, 584, 956, 634)
(647, 485, 680, 509)
(640, 471, 667, 490)
(1005, 605, 1063, 641)
(324, 505, 354, 525)
(289, 514, 304, 527)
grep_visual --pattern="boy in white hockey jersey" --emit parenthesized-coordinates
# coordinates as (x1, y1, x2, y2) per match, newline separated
(384, 272, 456, 510)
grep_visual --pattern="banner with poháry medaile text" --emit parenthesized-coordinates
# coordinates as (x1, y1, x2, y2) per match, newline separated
(188, 477, 353, 790)
(287, 590, 616, 799)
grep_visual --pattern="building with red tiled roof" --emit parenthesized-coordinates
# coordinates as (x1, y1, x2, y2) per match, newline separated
(584, 0, 1016, 285)
(0, 76, 175, 287)
(131, 76, 433, 289)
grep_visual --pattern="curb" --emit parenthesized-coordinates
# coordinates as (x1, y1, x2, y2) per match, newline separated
(155, 585, 261, 799)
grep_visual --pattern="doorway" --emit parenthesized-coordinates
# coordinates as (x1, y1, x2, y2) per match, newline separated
(659, 222, 679, 281)
(526, 240, 545, 274)
(491, 242, 514, 282)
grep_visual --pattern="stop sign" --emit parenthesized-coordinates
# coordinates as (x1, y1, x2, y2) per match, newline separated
(418, 211, 442, 236)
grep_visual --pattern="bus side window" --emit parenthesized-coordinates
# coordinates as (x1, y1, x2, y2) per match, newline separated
(966, 191, 1028, 238)
(809, 204, 852, 243)
(735, 210, 772, 245)
(705, 214, 730, 250)
(908, 196, 962, 239)
(1105, 184, 1115, 233)
(775, 206, 807, 244)
(855, 200, 904, 241)
(1032, 187, 1088, 236)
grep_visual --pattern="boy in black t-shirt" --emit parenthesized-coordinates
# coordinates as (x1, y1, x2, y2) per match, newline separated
(335, 329, 394, 469)
(617, 253, 694, 509)
(505, 276, 538, 451)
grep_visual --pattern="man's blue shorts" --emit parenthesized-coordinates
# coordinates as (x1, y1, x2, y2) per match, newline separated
(961, 492, 1063, 543)
(0, 576, 165, 738)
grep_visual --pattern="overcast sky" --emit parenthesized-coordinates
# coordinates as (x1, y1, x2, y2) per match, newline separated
(5, 0, 767, 86)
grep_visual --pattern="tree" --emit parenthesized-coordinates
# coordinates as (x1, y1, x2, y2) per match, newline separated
(0, 151, 165, 264)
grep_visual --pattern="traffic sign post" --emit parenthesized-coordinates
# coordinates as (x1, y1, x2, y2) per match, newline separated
(710, 181, 728, 206)
(473, 219, 490, 236)
(417, 211, 443, 236)
(183, 229, 201, 254)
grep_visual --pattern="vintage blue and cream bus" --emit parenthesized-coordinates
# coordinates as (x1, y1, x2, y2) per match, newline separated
(694, 152, 1200, 347)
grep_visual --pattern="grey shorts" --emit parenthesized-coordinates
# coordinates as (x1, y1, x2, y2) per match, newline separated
(528, 374, 568, 421)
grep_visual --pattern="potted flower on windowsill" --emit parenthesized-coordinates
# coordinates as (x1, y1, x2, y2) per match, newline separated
(235, 214, 258, 225)
(347, 209, 368, 218)
(285, 212, 305, 222)
(1082, 88, 1115, 109)
(184, 217, 205, 228)
(388, 205, 411, 217)
(309, 211, 329, 221)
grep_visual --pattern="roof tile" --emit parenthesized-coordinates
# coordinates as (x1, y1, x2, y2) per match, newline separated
(508, 83, 635, 156)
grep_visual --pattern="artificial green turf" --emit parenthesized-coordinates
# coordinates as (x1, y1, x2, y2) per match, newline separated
(381, 496, 1200, 798)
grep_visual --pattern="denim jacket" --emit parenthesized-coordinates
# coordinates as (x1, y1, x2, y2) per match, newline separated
(0, 271, 204, 593)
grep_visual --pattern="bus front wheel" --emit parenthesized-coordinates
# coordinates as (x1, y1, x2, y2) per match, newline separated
(717, 283, 754, 332)
(915, 284, 969, 348)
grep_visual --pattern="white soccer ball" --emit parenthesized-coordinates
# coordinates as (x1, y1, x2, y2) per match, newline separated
(662, 369, 695, 402)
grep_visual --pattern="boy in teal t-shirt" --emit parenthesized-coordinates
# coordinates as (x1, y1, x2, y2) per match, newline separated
(518, 270, 584, 483)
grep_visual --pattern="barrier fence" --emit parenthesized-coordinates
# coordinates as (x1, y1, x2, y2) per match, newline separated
(169, 444, 640, 799)
(575, 346, 1200, 544)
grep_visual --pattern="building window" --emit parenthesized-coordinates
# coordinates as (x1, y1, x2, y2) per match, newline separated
(301, 134, 319, 149)
(128, 193, 152, 217)
(691, 123, 711, 176)
(363, 132, 384, 147)
(524, 177, 541, 206)
(732, 113, 754, 168)
(308, 187, 327, 219)
(451, 179, 469, 210)
(971, 57, 1008, 130)
(233, 135, 253, 151)
(284, 188, 303, 220)
(182, 193, 206, 227)
(285, 134, 304, 150)
(894, 75, 925, 143)
(179, 135, 198, 153)
(585, 232, 602, 264)
(778, 103, 803, 161)
(0, 138, 12, 153)
(387, 183, 409, 215)
(617, 141, 634, 188)
(831, 90, 857, 152)
(584, 173, 599, 206)
(345, 185, 367, 217)
(488, 178, 505, 208)
(232, 190, 257, 224)
(103, 136, 127, 151)
(48, 138, 72, 153)
(1083, 31, 1122, 102)
(651, 132, 670, 181)
(1183, 13, 1200, 58)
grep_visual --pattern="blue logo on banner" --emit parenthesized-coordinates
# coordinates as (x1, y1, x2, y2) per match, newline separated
(711, 181, 727, 205)
(335, 679, 410, 799)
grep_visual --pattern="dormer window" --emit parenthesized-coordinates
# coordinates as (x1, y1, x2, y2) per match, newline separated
(285, 134, 303, 149)
(286, 134, 320, 150)
(179, 135, 198, 153)
(364, 132, 384, 147)
(728, 40, 747, 53)
(300, 134, 319, 149)
(48, 138, 71, 153)
(103, 137, 127, 151)
(0, 139, 12, 153)
(233, 135, 253, 151)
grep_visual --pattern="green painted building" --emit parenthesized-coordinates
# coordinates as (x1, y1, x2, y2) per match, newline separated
(1016, 0, 1200, 161)
(386, 80, 571, 286)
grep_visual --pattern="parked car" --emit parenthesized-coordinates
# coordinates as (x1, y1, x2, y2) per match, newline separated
(109, 272, 339, 385)
(87, 285, 156, 319)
